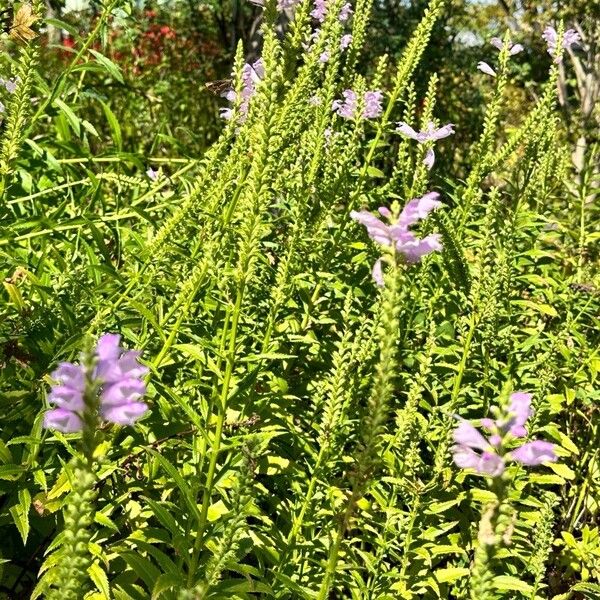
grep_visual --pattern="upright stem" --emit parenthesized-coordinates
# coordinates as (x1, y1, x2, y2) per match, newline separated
(187, 279, 246, 586)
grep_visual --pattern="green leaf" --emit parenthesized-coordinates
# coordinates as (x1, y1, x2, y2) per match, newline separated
(494, 575, 532, 594)
(10, 488, 31, 544)
(88, 562, 111, 598)
(89, 49, 124, 83)
(433, 567, 470, 583)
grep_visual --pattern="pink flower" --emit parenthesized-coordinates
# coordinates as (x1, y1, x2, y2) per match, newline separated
(277, 0, 302, 10)
(332, 89, 358, 119)
(333, 89, 382, 120)
(452, 391, 557, 478)
(340, 34, 352, 50)
(542, 26, 580, 63)
(350, 192, 443, 283)
(363, 90, 383, 119)
(311, 0, 327, 22)
(509, 441, 556, 466)
(44, 334, 149, 432)
(338, 2, 352, 22)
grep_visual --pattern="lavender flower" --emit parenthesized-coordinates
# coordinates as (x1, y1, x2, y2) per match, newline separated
(396, 121, 455, 169)
(0, 77, 19, 93)
(340, 34, 352, 50)
(332, 89, 357, 119)
(146, 167, 158, 181)
(350, 192, 443, 284)
(490, 37, 524, 56)
(542, 26, 581, 63)
(333, 89, 383, 120)
(221, 59, 264, 123)
(319, 51, 330, 63)
(363, 90, 383, 119)
(452, 391, 557, 477)
(338, 2, 352, 22)
(477, 61, 496, 77)
(311, 0, 327, 22)
(95, 334, 149, 425)
(44, 334, 149, 432)
(277, 0, 302, 10)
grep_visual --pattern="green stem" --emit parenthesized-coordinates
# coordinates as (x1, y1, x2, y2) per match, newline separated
(187, 278, 246, 586)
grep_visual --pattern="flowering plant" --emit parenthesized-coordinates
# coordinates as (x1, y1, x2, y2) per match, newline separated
(452, 392, 556, 477)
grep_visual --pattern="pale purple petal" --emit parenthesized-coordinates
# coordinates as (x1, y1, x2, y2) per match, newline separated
(340, 34, 352, 50)
(101, 378, 146, 406)
(505, 391, 532, 436)
(509, 43, 524, 55)
(48, 386, 85, 411)
(396, 121, 419, 140)
(398, 192, 442, 228)
(490, 37, 503, 51)
(542, 26, 557, 50)
(480, 418, 495, 430)
(509, 441, 556, 465)
(146, 167, 158, 181)
(372, 258, 384, 287)
(453, 421, 489, 451)
(350, 210, 393, 246)
(319, 51, 330, 63)
(423, 148, 435, 170)
(428, 123, 455, 141)
(378, 206, 392, 218)
(44, 408, 83, 433)
(563, 29, 581, 49)
(338, 2, 352, 22)
(51, 362, 86, 390)
(398, 234, 442, 263)
(489, 434, 502, 447)
(452, 445, 504, 476)
(4, 78, 18, 93)
(363, 90, 383, 119)
(477, 61, 496, 77)
(224, 90, 237, 103)
(311, 0, 327, 22)
(96, 334, 122, 361)
(101, 402, 148, 425)
(478, 451, 505, 476)
(452, 445, 481, 470)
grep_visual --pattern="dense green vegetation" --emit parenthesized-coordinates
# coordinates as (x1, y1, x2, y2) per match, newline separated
(0, 0, 598, 598)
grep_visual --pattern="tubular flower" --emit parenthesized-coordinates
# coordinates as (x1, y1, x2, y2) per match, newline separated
(490, 37, 524, 55)
(477, 61, 496, 77)
(452, 392, 557, 477)
(542, 26, 580, 63)
(44, 334, 149, 432)
(277, 0, 302, 10)
(340, 34, 352, 50)
(396, 121, 455, 169)
(332, 89, 383, 120)
(311, 0, 327, 22)
(220, 60, 264, 123)
(338, 2, 352, 22)
(350, 192, 443, 285)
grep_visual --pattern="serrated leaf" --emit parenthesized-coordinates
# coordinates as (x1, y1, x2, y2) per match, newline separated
(88, 562, 110, 598)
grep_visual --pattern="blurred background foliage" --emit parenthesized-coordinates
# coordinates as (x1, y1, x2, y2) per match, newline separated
(11, 0, 597, 163)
